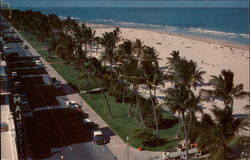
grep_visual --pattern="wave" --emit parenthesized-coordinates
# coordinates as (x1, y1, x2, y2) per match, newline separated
(88, 19, 179, 32)
(58, 16, 81, 20)
(188, 27, 239, 37)
(86, 18, 249, 45)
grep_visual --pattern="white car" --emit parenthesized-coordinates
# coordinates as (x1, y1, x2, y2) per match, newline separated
(92, 130, 106, 144)
(66, 100, 80, 109)
(35, 60, 43, 66)
(4, 46, 10, 49)
(11, 71, 18, 77)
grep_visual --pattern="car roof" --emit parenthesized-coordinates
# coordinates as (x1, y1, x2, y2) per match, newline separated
(84, 118, 92, 122)
(93, 130, 102, 136)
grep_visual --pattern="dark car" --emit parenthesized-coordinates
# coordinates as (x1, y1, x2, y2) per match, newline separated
(82, 118, 97, 130)
(23, 44, 29, 49)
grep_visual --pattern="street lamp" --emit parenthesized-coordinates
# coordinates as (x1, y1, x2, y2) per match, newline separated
(57, 68, 60, 81)
(126, 136, 129, 160)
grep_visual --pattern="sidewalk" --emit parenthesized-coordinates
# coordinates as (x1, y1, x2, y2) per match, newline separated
(14, 28, 163, 160)
(1, 103, 18, 160)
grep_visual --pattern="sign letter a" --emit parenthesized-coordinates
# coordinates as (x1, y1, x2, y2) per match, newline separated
(15, 105, 21, 112)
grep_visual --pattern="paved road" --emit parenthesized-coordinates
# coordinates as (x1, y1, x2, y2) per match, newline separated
(44, 143, 116, 160)
(6, 33, 116, 160)
(5, 42, 31, 57)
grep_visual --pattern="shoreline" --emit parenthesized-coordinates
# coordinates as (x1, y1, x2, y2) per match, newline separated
(86, 22, 249, 51)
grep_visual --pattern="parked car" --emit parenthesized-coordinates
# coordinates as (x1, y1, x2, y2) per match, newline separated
(82, 118, 97, 130)
(74, 110, 89, 119)
(11, 71, 18, 77)
(35, 60, 43, 66)
(50, 77, 62, 89)
(13, 81, 22, 91)
(0, 122, 9, 132)
(52, 81, 62, 89)
(4, 46, 10, 49)
(92, 130, 106, 145)
(20, 94, 29, 105)
(66, 100, 80, 109)
(23, 44, 29, 49)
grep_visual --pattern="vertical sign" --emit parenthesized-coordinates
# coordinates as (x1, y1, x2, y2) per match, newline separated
(12, 94, 25, 160)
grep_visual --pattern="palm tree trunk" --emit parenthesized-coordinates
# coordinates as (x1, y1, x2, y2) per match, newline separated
(96, 44, 99, 55)
(176, 111, 181, 138)
(154, 86, 159, 104)
(187, 112, 193, 138)
(87, 78, 91, 100)
(99, 82, 112, 119)
(128, 103, 133, 117)
(134, 87, 145, 127)
(181, 112, 189, 160)
(90, 43, 93, 57)
(149, 86, 159, 138)
(122, 87, 126, 104)
(230, 97, 234, 111)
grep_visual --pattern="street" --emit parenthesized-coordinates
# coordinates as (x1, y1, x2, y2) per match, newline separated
(5, 38, 116, 160)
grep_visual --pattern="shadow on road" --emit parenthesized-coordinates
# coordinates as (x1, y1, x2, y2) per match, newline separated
(99, 127, 116, 143)
(25, 109, 93, 159)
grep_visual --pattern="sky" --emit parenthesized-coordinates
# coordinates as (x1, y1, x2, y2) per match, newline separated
(3, 0, 249, 8)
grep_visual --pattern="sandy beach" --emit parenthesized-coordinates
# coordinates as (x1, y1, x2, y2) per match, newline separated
(88, 23, 249, 115)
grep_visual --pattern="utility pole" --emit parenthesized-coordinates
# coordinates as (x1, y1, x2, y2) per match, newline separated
(126, 136, 129, 160)
(57, 68, 60, 81)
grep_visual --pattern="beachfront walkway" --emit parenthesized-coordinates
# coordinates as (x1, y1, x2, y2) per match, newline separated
(14, 28, 163, 160)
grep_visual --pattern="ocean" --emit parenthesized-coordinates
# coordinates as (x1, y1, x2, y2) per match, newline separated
(13, 7, 250, 45)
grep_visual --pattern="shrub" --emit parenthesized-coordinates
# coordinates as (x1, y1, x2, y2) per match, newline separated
(132, 128, 156, 146)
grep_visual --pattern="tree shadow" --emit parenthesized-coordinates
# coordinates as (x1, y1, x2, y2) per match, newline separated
(99, 127, 117, 144)
(159, 118, 178, 129)
(61, 83, 78, 95)
(112, 114, 128, 119)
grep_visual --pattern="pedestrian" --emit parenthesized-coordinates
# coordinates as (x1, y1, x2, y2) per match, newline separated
(162, 152, 166, 160)
(166, 152, 170, 160)
(60, 154, 64, 160)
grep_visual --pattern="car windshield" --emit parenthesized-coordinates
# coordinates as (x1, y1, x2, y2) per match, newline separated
(95, 135, 104, 140)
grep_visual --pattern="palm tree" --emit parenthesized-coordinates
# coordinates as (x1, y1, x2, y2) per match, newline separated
(88, 57, 113, 119)
(201, 69, 249, 110)
(117, 59, 146, 126)
(195, 106, 243, 160)
(93, 36, 102, 55)
(142, 61, 166, 138)
(166, 50, 183, 67)
(84, 27, 96, 57)
(165, 51, 184, 86)
(117, 40, 133, 63)
(156, 84, 202, 159)
(172, 59, 206, 89)
(141, 46, 161, 67)
(132, 39, 145, 59)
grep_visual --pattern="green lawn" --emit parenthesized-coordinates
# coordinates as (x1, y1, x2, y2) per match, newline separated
(20, 30, 180, 151)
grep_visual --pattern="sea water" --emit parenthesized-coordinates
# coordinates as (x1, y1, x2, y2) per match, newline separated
(12, 7, 250, 45)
